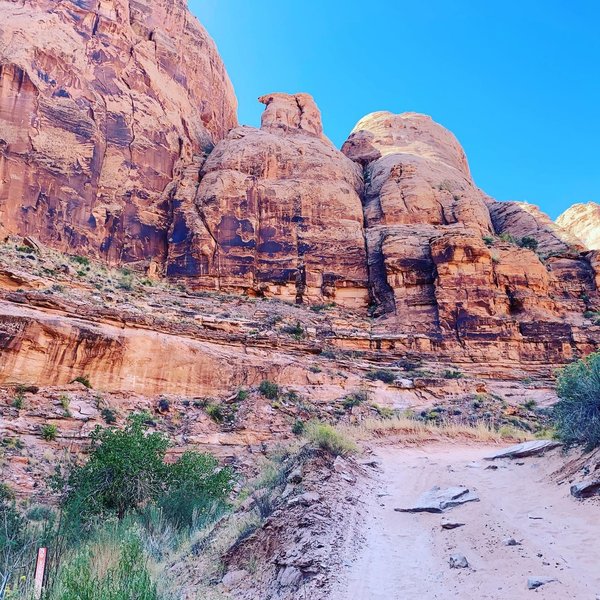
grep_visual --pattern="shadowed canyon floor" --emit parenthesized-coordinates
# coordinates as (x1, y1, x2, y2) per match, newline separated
(330, 444, 600, 600)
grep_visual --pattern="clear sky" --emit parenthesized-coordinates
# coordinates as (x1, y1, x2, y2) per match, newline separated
(191, 0, 599, 219)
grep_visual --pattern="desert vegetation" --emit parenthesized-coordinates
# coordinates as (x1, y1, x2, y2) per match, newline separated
(1, 414, 234, 599)
(554, 352, 600, 450)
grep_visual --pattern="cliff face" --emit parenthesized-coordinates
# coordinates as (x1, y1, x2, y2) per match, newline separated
(0, 0, 237, 269)
(557, 202, 600, 251)
(167, 93, 369, 306)
(342, 111, 599, 363)
(1, 0, 600, 391)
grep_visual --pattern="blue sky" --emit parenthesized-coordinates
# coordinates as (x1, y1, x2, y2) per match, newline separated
(191, 0, 599, 218)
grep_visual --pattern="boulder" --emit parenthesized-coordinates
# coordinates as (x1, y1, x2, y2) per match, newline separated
(485, 440, 561, 460)
(527, 577, 557, 590)
(570, 480, 600, 499)
(221, 569, 247, 590)
(449, 554, 469, 569)
(395, 486, 479, 514)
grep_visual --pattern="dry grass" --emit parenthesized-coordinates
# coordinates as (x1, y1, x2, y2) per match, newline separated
(344, 416, 534, 444)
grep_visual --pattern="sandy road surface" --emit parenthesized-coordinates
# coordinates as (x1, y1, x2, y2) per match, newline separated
(331, 444, 600, 600)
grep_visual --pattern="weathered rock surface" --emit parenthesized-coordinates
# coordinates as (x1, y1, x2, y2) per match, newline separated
(485, 440, 561, 460)
(342, 111, 600, 364)
(0, 0, 237, 268)
(489, 201, 584, 255)
(527, 577, 557, 590)
(449, 554, 469, 569)
(557, 202, 600, 250)
(169, 93, 369, 306)
(570, 480, 600, 499)
(395, 485, 479, 513)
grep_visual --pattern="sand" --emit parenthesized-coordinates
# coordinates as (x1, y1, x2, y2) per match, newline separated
(330, 443, 600, 599)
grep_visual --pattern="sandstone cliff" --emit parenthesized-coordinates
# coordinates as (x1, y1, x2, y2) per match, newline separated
(557, 202, 600, 250)
(168, 93, 369, 306)
(342, 111, 599, 364)
(0, 0, 237, 269)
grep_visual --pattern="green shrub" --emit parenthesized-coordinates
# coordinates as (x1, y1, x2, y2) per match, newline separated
(57, 413, 233, 525)
(499, 232, 516, 244)
(442, 369, 463, 379)
(41, 423, 58, 441)
(518, 236, 539, 251)
(281, 321, 305, 339)
(365, 369, 396, 384)
(259, 380, 280, 400)
(12, 391, 24, 409)
(205, 403, 224, 423)
(304, 421, 358, 456)
(343, 389, 369, 409)
(521, 399, 537, 411)
(482, 235, 495, 247)
(292, 419, 306, 435)
(72, 375, 92, 389)
(101, 408, 117, 424)
(71, 255, 90, 267)
(236, 389, 249, 402)
(554, 352, 600, 449)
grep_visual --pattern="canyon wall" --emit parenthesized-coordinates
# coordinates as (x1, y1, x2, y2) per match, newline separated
(0, 0, 237, 269)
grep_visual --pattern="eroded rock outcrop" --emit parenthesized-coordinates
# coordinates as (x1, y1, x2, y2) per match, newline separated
(168, 93, 369, 306)
(557, 202, 600, 250)
(342, 111, 599, 361)
(0, 0, 237, 268)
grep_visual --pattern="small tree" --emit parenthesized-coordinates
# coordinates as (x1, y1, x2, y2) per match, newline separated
(58, 414, 234, 527)
(554, 352, 600, 450)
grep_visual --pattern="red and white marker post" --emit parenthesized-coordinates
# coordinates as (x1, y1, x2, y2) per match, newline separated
(33, 548, 47, 600)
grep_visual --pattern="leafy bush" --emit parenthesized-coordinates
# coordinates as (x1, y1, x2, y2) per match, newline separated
(11, 391, 24, 409)
(101, 407, 117, 424)
(58, 413, 234, 525)
(304, 421, 358, 456)
(41, 423, 58, 441)
(259, 380, 280, 400)
(292, 419, 306, 435)
(236, 389, 249, 402)
(554, 352, 600, 450)
(442, 369, 463, 379)
(71, 255, 90, 267)
(518, 236, 539, 251)
(281, 321, 305, 339)
(482, 235, 495, 247)
(205, 403, 225, 423)
(343, 389, 369, 410)
(499, 232, 516, 244)
(71, 375, 92, 389)
(365, 369, 396, 384)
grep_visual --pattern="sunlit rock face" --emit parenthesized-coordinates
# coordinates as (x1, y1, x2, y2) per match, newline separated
(0, 0, 237, 268)
(557, 202, 600, 251)
(169, 93, 370, 307)
(342, 111, 599, 363)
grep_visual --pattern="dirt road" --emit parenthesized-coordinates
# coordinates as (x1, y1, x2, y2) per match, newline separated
(330, 444, 600, 599)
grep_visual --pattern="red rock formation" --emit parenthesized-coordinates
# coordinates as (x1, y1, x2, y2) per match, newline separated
(557, 202, 600, 250)
(0, 0, 237, 268)
(342, 111, 599, 359)
(488, 201, 584, 255)
(167, 93, 369, 306)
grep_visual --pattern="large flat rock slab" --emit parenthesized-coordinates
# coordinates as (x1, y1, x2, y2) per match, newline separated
(395, 486, 480, 514)
(485, 440, 561, 461)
